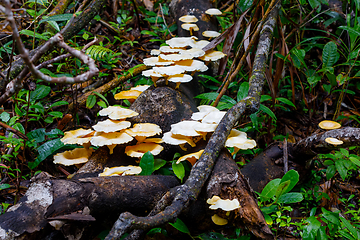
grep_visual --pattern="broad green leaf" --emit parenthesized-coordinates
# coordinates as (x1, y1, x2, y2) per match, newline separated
(25, 0, 49, 6)
(39, 13, 73, 24)
(86, 95, 97, 109)
(349, 156, 360, 167)
(169, 218, 190, 234)
(172, 161, 185, 182)
(50, 101, 69, 108)
(47, 21, 60, 32)
(263, 213, 273, 225)
(279, 169, 299, 194)
(97, 101, 107, 108)
(322, 42, 338, 68)
(13, 123, 25, 134)
(46, 128, 64, 138)
(326, 164, 336, 180)
(0, 112, 10, 122)
(220, 95, 237, 105)
(48, 111, 63, 118)
(154, 158, 167, 171)
(307, 75, 322, 86)
(259, 104, 276, 121)
(20, 29, 49, 40)
(277, 192, 303, 204)
(29, 138, 64, 169)
(93, 91, 109, 106)
(308, 0, 321, 11)
(260, 205, 278, 214)
(259, 178, 281, 201)
(321, 208, 340, 225)
(338, 26, 360, 37)
(195, 92, 219, 101)
(0, 184, 11, 191)
(302, 216, 321, 240)
(275, 180, 290, 199)
(139, 151, 154, 176)
(30, 85, 51, 102)
(27, 128, 46, 143)
(260, 95, 272, 102)
(290, 48, 306, 68)
(335, 159, 347, 181)
(340, 216, 360, 239)
(237, 82, 249, 102)
(276, 97, 296, 108)
(44, 116, 54, 123)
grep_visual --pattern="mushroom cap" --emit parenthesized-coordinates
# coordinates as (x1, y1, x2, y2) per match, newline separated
(143, 57, 174, 66)
(205, 8, 222, 15)
(153, 66, 186, 75)
(99, 166, 142, 176)
(211, 214, 228, 225)
(125, 143, 164, 158)
(179, 15, 198, 23)
(171, 120, 201, 136)
(199, 50, 226, 61)
(92, 119, 131, 133)
(159, 45, 184, 53)
(126, 123, 162, 138)
(182, 48, 206, 58)
(193, 122, 218, 133)
(325, 137, 343, 145)
(202, 30, 221, 38)
(181, 23, 199, 31)
(90, 130, 133, 146)
(176, 149, 204, 165)
(226, 129, 256, 150)
(190, 40, 211, 49)
(159, 53, 193, 61)
(114, 90, 142, 100)
(150, 49, 161, 55)
(143, 138, 164, 143)
(162, 132, 196, 147)
(166, 36, 198, 48)
(167, 74, 193, 84)
(191, 105, 220, 121)
(175, 59, 207, 71)
(53, 148, 94, 166)
(61, 128, 94, 145)
(99, 106, 139, 120)
(201, 111, 226, 124)
(318, 120, 341, 130)
(228, 129, 247, 138)
(142, 69, 163, 78)
(207, 196, 241, 211)
(131, 85, 151, 92)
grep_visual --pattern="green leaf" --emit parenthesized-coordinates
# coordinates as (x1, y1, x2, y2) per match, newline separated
(195, 92, 219, 101)
(139, 151, 154, 176)
(27, 128, 46, 143)
(276, 97, 296, 108)
(259, 178, 281, 201)
(275, 180, 290, 199)
(19, 29, 49, 40)
(349, 156, 360, 167)
(303, 216, 321, 240)
(308, 0, 321, 11)
(259, 104, 277, 121)
(277, 192, 303, 204)
(140, 30, 159, 37)
(279, 169, 299, 194)
(30, 85, 51, 102)
(50, 101, 69, 108)
(86, 95, 97, 109)
(237, 82, 249, 102)
(154, 158, 167, 171)
(93, 91, 109, 106)
(322, 42, 338, 68)
(97, 101, 107, 108)
(260, 95, 272, 102)
(46, 128, 64, 138)
(335, 159, 347, 181)
(326, 164, 336, 180)
(290, 48, 306, 68)
(0, 112, 10, 122)
(321, 208, 340, 225)
(48, 111, 63, 118)
(340, 216, 360, 239)
(29, 138, 64, 169)
(172, 161, 185, 182)
(39, 13, 73, 24)
(13, 123, 25, 134)
(338, 26, 360, 37)
(169, 218, 190, 234)
(199, 74, 222, 84)
(0, 184, 11, 191)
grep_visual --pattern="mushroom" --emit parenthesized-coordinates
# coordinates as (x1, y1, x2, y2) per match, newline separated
(53, 148, 94, 166)
(171, 120, 201, 137)
(130, 85, 150, 92)
(225, 129, 257, 155)
(181, 23, 199, 36)
(201, 111, 226, 124)
(125, 142, 164, 158)
(175, 59, 207, 72)
(159, 45, 184, 54)
(99, 166, 142, 176)
(181, 48, 206, 58)
(179, 15, 198, 23)
(205, 8, 222, 15)
(90, 130, 133, 154)
(166, 36, 198, 48)
(211, 214, 228, 225)
(207, 196, 241, 211)
(193, 122, 218, 140)
(152, 65, 186, 76)
(190, 40, 211, 49)
(159, 52, 193, 61)
(176, 149, 204, 165)
(162, 132, 196, 151)
(325, 137, 343, 145)
(114, 90, 142, 103)
(150, 49, 161, 56)
(125, 123, 162, 142)
(318, 120, 341, 130)
(92, 119, 131, 133)
(191, 104, 220, 121)
(61, 128, 94, 149)
(202, 30, 221, 39)
(199, 50, 226, 61)
(143, 57, 174, 66)
(167, 74, 193, 89)
(142, 69, 163, 86)
(99, 106, 139, 120)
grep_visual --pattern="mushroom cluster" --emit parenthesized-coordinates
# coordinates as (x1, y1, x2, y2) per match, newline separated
(207, 195, 241, 225)
(318, 120, 343, 145)
(162, 105, 256, 164)
(141, 8, 226, 89)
